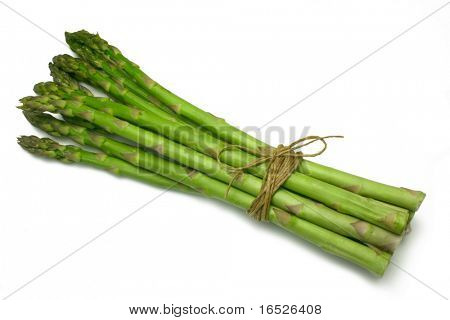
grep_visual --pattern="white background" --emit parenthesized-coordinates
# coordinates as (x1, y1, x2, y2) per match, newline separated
(0, 0, 449, 318)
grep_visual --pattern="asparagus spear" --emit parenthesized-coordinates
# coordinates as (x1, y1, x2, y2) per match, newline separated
(30, 90, 410, 220)
(61, 114, 107, 133)
(34, 81, 413, 222)
(17, 134, 193, 193)
(52, 56, 169, 111)
(20, 97, 408, 235)
(24, 111, 402, 251)
(17, 135, 391, 276)
(65, 30, 425, 212)
(49, 57, 411, 232)
(49, 62, 93, 96)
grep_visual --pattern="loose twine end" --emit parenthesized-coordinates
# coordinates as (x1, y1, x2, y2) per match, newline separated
(218, 135, 343, 221)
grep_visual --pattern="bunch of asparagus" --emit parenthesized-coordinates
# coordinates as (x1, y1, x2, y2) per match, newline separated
(18, 30, 425, 276)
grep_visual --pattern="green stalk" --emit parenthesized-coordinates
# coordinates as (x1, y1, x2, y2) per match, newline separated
(66, 42, 150, 98)
(61, 114, 107, 133)
(48, 58, 411, 234)
(65, 30, 425, 212)
(21, 98, 406, 244)
(54, 51, 168, 111)
(24, 111, 403, 251)
(18, 134, 391, 276)
(17, 134, 193, 193)
(34, 82, 411, 224)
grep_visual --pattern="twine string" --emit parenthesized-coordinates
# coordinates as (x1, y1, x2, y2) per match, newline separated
(217, 135, 343, 221)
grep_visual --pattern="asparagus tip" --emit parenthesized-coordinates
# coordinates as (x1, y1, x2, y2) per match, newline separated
(18, 135, 81, 163)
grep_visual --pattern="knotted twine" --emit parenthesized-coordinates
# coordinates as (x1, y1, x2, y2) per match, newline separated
(217, 135, 343, 221)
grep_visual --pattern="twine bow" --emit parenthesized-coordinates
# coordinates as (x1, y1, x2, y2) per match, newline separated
(217, 135, 343, 221)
